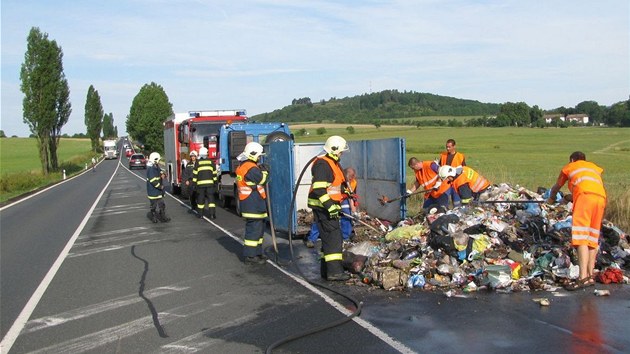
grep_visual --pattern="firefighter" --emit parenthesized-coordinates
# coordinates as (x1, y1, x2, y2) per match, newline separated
(181, 150, 198, 213)
(236, 142, 269, 265)
(547, 151, 607, 290)
(192, 147, 218, 219)
(146, 152, 170, 223)
(438, 165, 491, 205)
(308, 135, 351, 281)
(406, 157, 450, 211)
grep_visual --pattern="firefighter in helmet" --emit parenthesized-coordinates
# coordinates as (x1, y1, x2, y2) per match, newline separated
(192, 147, 218, 219)
(146, 152, 170, 223)
(308, 135, 351, 281)
(236, 142, 269, 264)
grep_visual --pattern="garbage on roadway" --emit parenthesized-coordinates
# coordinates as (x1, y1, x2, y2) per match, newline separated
(298, 182, 629, 294)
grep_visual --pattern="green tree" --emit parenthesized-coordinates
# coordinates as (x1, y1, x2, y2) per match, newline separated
(85, 85, 104, 152)
(0, 130, 5, 138)
(575, 100, 604, 125)
(346, 126, 355, 134)
(20, 27, 71, 174)
(126, 82, 173, 152)
(49, 72, 71, 170)
(316, 127, 327, 135)
(102, 112, 115, 138)
(529, 105, 544, 127)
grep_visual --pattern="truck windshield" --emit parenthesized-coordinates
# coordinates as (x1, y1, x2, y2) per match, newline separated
(191, 123, 222, 143)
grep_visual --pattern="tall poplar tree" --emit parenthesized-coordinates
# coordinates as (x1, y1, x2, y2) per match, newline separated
(102, 112, 116, 138)
(85, 85, 104, 152)
(20, 27, 71, 174)
(126, 82, 173, 152)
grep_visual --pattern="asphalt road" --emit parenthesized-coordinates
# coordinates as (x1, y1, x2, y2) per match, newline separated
(1, 155, 629, 353)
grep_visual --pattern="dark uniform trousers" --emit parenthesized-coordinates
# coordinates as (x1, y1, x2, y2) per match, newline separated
(313, 207, 344, 277)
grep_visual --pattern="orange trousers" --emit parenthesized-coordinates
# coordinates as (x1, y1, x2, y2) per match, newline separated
(571, 193, 606, 249)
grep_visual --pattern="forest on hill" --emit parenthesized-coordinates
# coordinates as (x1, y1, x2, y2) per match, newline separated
(251, 89, 630, 127)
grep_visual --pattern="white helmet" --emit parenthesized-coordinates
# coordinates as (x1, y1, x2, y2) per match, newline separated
(149, 152, 161, 163)
(189, 150, 198, 157)
(199, 147, 208, 158)
(323, 135, 348, 156)
(438, 165, 456, 180)
(243, 142, 265, 161)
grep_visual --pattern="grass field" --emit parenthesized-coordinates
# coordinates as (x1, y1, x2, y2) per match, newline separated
(0, 138, 95, 202)
(290, 124, 630, 230)
(0, 138, 94, 174)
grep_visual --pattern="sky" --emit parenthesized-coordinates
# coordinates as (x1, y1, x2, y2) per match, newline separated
(1, 0, 628, 137)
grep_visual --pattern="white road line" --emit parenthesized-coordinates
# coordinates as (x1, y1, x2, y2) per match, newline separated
(29, 302, 211, 354)
(0, 163, 120, 353)
(0, 160, 103, 211)
(23, 286, 190, 334)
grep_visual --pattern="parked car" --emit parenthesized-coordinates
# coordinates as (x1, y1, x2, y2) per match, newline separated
(125, 148, 133, 157)
(129, 154, 147, 169)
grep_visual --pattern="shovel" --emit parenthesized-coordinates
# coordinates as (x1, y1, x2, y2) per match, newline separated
(378, 187, 436, 205)
(479, 200, 545, 204)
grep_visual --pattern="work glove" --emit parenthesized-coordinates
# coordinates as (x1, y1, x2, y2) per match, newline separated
(405, 189, 413, 197)
(328, 204, 342, 220)
(352, 211, 361, 219)
(259, 163, 270, 172)
(433, 181, 442, 190)
(546, 197, 555, 205)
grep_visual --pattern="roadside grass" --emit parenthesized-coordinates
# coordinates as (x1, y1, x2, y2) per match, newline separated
(291, 125, 630, 231)
(0, 138, 96, 202)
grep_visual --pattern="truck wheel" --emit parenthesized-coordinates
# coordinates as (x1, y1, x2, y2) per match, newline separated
(234, 185, 242, 217)
(265, 131, 292, 143)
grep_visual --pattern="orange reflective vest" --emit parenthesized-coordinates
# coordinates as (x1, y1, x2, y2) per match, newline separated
(236, 161, 267, 201)
(308, 155, 345, 204)
(452, 166, 490, 193)
(440, 151, 465, 167)
(414, 161, 447, 199)
(558, 160, 606, 201)
(343, 178, 357, 200)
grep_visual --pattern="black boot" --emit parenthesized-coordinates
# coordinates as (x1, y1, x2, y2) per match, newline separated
(159, 209, 171, 222)
(150, 210, 159, 223)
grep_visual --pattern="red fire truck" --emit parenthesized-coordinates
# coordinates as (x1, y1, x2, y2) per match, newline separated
(163, 109, 248, 194)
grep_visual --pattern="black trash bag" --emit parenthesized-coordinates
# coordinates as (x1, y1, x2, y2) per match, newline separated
(429, 214, 460, 237)
(601, 225, 621, 247)
(430, 234, 457, 255)
(463, 224, 486, 235)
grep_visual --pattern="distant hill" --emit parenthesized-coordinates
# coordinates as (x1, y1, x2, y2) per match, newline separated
(251, 89, 501, 123)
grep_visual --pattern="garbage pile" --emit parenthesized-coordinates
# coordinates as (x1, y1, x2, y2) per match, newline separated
(303, 183, 630, 292)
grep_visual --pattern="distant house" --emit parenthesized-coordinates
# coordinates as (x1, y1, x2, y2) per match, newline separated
(543, 113, 589, 124)
(566, 114, 589, 124)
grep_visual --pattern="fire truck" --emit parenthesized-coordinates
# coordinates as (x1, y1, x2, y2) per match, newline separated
(163, 110, 292, 209)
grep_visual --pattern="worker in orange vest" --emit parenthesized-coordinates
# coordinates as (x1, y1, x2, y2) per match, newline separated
(407, 157, 450, 211)
(236, 142, 269, 265)
(547, 151, 607, 291)
(438, 165, 491, 205)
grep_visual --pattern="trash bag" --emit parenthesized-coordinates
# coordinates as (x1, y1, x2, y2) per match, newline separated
(429, 214, 459, 237)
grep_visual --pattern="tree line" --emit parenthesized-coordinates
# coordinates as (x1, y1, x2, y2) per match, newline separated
(253, 90, 630, 128)
(18, 27, 165, 174)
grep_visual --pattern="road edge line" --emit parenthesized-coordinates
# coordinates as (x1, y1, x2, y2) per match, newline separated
(0, 163, 120, 353)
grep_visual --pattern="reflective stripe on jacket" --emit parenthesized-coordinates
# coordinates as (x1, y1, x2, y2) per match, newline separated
(308, 155, 345, 209)
(236, 161, 268, 201)
(192, 159, 218, 186)
(452, 166, 490, 193)
(558, 160, 606, 201)
(414, 161, 447, 199)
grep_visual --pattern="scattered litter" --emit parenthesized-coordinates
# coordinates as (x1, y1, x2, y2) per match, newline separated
(533, 298, 550, 306)
(299, 183, 630, 295)
(594, 289, 611, 296)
